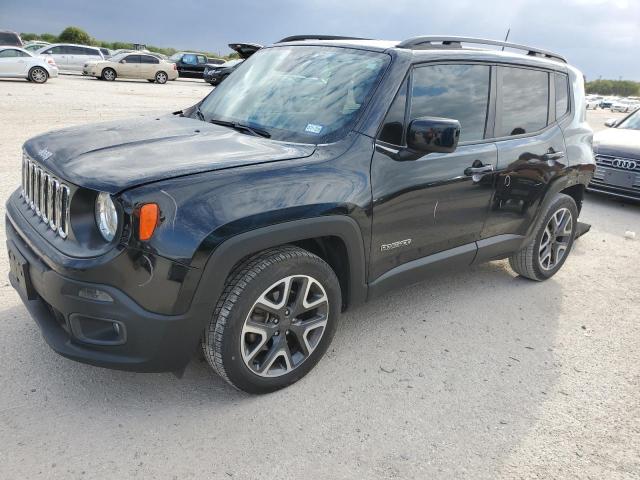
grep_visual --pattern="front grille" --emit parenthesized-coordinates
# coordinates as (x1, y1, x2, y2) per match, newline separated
(595, 154, 640, 173)
(21, 153, 71, 238)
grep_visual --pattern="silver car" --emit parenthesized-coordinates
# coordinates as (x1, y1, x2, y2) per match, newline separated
(36, 43, 104, 73)
(0, 46, 59, 83)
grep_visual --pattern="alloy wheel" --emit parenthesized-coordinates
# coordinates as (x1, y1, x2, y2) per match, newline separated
(156, 72, 167, 84)
(539, 207, 573, 270)
(30, 68, 47, 83)
(241, 275, 329, 377)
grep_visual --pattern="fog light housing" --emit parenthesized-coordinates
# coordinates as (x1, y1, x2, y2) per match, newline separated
(69, 315, 126, 345)
(78, 287, 113, 303)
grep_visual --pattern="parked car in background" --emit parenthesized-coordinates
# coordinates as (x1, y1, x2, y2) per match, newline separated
(36, 43, 104, 73)
(589, 109, 640, 200)
(7, 35, 593, 393)
(82, 52, 178, 83)
(585, 96, 601, 110)
(599, 97, 616, 109)
(0, 46, 58, 83)
(169, 51, 211, 78)
(203, 43, 261, 85)
(99, 47, 112, 59)
(611, 99, 638, 113)
(24, 41, 50, 52)
(0, 30, 23, 47)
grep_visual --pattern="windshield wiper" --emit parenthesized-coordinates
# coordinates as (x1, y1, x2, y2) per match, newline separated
(209, 118, 271, 138)
(195, 105, 206, 122)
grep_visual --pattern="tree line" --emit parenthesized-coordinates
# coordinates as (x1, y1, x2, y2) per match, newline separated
(585, 79, 640, 97)
(21, 26, 237, 60)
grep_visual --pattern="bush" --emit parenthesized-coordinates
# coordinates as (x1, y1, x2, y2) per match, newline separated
(58, 26, 93, 45)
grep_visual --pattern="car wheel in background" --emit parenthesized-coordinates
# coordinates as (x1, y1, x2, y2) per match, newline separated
(155, 71, 168, 84)
(202, 246, 341, 394)
(28, 67, 48, 84)
(101, 68, 116, 81)
(509, 193, 578, 281)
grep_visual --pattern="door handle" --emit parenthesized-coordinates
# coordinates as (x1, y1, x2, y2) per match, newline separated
(464, 164, 494, 176)
(543, 151, 565, 161)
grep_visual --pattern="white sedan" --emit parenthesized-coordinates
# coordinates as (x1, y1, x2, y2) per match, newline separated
(0, 47, 58, 83)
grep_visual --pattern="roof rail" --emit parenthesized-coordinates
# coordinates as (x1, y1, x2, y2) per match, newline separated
(397, 36, 566, 63)
(277, 35, 370, 43)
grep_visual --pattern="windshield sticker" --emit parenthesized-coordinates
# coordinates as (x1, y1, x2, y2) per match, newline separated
(305, 124, 323, 134)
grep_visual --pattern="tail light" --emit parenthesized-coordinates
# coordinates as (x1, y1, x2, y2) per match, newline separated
(46, 57, 56, 66)
(173, 63, 177, 70)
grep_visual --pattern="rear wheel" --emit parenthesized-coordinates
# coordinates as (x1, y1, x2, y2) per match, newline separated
(509, 193, 578, 281)
(155, 71, 168, 84)
(101, 68, 116, 81)
(202, 246, 341, 394)
(29, 67, 48, 84)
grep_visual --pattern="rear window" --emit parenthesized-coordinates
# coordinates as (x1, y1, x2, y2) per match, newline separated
(140, 55, 159, 64)
(555, 73, 569, 119)
(0, 32, 21, 46)
(497, 67, 549, 137)
(124, 55, 140, 63)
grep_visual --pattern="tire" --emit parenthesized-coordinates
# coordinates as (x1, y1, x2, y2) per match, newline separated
(509, 193, 578, 281)
(202, 246, 341, 394)
(28, 66, 48, 84)
(155, 71, 168, 84)
(101, 68, 116, 81)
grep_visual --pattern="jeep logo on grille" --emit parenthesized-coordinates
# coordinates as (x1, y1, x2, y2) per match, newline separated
(612, 158, 637, 170)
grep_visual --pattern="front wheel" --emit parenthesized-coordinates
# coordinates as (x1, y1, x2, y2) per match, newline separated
(509, 193, 578, 281)
(202, 246, 341, 394)
(155, 71, 168, 84)
(29, 67, 48, 84)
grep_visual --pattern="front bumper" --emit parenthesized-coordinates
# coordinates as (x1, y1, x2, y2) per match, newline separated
(6, 213, 205, 373)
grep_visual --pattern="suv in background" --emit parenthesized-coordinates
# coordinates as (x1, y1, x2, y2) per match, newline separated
(203, 42, 261, 85)
(0, 30, 23, 47)
(7, 36, 594, 394)
(169, 52, 212, 78)
(36, 43, 104, 73)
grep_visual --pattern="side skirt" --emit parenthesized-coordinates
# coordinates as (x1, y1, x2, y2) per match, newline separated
(367, 234, 525, 300)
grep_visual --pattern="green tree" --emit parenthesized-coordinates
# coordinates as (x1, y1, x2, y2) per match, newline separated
(586, 79, 640, 97)
(58, 26, 93, 45)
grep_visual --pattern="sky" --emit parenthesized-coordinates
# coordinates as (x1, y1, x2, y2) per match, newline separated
(1, 0, 639, 80)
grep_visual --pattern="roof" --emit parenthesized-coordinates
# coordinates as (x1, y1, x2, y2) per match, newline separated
(274, 35, 569, 67)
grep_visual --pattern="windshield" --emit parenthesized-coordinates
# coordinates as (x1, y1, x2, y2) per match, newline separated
(617, 109, 640, 130)
(198, 46, 390, 143)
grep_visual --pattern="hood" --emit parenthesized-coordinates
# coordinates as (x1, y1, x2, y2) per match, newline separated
(594, 127, 640, 159)
(228, 43, 262, 59)
(24, 115, 315, 194)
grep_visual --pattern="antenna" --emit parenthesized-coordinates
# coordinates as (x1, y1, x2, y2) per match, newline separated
(502, 28, 510, 51)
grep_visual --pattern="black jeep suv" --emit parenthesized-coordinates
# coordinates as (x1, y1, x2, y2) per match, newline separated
(7, 36, 594, 393)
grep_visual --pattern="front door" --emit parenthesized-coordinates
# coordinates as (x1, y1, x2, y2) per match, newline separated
(118, 55, 141, 78)
(370, 63, 497, 281)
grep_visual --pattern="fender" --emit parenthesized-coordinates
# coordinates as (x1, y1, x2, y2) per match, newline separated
(184, 216, 369, 321)
(523, 166, 585, 242)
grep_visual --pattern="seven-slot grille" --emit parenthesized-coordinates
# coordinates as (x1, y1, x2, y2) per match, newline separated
(21, 153, 70, 238)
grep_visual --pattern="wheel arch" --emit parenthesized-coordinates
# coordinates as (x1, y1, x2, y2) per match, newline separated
(188, 216, 368, 318)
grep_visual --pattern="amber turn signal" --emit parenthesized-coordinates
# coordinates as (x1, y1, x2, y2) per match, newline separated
(138, 203, 159, 241)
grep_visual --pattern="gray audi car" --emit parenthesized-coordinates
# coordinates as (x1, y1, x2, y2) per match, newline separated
(589, 109, 640, 200)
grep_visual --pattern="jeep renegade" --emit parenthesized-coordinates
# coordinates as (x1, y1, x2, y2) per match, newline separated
(7, 36, 594, 393)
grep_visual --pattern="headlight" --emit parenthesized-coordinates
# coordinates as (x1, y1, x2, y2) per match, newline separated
(95, 192, 118, 241)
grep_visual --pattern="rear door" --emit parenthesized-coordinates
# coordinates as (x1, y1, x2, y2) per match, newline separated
(370, 63, 497, 280)
(139, 54, 159, 78)
(479, 65, 567, 255)
(42, 46, 68, 70)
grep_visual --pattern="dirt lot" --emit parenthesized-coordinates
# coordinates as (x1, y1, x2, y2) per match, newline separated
(0, 76, 638, 480)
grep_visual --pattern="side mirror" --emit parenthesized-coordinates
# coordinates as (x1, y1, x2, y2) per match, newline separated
(604, 118, 618, 128)
(407, 116, 461, 155)
(120, 59, 127, 64)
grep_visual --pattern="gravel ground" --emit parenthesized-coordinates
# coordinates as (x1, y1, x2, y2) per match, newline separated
(0, 76, 638, 480)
